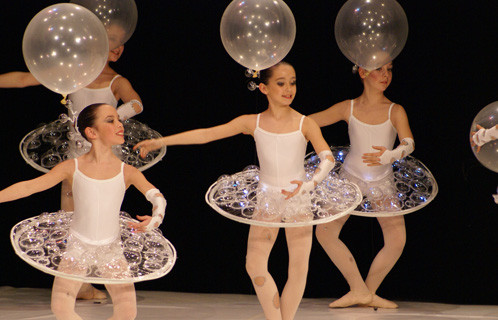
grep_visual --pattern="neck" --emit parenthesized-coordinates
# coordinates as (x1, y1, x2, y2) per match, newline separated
(85, 141, 116, 163)
(358, 86, 386, 105)
(266, 103, 292, 120)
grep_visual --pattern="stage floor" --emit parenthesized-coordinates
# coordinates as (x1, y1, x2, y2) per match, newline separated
(1, 286, 497, 319)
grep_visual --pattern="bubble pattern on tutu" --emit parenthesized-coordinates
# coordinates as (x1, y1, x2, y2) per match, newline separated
(305, 146, 438, 217)
(11, 211, 176, 284)
(19, 116, 166, 173)
(205, 166, 362, 227)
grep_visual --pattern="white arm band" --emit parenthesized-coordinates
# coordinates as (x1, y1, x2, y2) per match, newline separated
(300, 150, 335, 194)
(145, 188, 166, 231)
(379, 137, 415, 165)
(473, 126, 498, 147)
(117, 99, 143, 120)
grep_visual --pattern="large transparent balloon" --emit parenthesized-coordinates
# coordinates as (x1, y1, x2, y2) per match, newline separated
(220, 0, 296, 71)
(70, 0, 138, 49)
(23, 4, 109, 96)
(470, 101, 498, 173)
(335, 0, 408, 70)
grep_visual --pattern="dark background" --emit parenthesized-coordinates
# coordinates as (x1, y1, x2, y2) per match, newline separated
(0, 0, 497, 305)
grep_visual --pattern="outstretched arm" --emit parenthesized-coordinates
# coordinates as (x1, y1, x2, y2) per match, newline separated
(282, 117, 335, 199)
(362, 104, 414, 166)
(113, 76, 143, 120)
(0, 161, 71, 203)
(0, 72, 40, 88)
(133, 114, 255, 158)
(308, 100, 349, 127)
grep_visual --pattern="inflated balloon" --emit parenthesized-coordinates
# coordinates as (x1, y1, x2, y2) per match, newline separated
(335, 0, 408, 70)
(23, 4, 109, 95)
(220, 0, 296, 71)
(70, 0, 138, 49)
(470, 101, 498, 173)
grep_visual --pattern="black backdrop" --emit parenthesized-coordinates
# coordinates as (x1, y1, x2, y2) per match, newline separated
(0, 0, 497, 305)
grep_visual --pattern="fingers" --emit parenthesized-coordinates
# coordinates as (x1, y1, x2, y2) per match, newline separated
(477, 124, 484, 130)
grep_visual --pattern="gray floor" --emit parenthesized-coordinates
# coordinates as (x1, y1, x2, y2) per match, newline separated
(1, 286, 498, 320)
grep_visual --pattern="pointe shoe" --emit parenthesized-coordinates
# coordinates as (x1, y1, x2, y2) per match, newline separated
(328, 291, 373, 308)
(360, 294, 398, 309)
(76, 285, 107, 300)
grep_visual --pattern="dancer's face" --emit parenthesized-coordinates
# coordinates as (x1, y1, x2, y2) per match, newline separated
(93, 105, 125, 145)
(260, 64, 297, 106)
(362, 62, 393, 92)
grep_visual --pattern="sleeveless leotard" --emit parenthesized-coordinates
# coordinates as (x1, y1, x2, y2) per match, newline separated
(254, 114, 307, 189)
(68, 75, 120, 114)
(70, 158, 125, 245)
(342, 100, 397, 182)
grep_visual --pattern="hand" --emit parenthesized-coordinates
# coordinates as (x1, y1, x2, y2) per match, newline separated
(362, 146, 387, 166)
(128, 215, 153, 232)
(281, 180, 303, 200)
(133, 139, 163, 159)
(470, 124, 483, 153)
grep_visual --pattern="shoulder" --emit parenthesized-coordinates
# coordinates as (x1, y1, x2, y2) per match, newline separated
(112, 75, 131, 87)
(50, 159, 75, 178)
(302, 115, 321, 133)
(123, 163, 141, 177)
(390, 103, 408, 119)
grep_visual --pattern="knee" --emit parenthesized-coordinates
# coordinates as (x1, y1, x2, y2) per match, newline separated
(385, 233, 406, 254)
(245, 256, 264, 278)
(288, 258, 309, 280)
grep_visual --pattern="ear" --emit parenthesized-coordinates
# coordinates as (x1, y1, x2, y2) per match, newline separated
(358, 67, 369, 79)
(84, 127, 98, 140)
(108, 45, 124, 62)
(258, 83, 268, 95)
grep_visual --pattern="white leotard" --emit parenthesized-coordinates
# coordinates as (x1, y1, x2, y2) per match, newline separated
(68, 75, 120, 114)
(254, 114, 307, 189)
(69, 158, 126, 245)
(342, 100, 397, 182)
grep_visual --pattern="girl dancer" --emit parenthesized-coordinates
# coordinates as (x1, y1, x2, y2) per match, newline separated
(2, 103, 171, 319)
(134, 62, 337, 320)
(310, 62, 416, 309)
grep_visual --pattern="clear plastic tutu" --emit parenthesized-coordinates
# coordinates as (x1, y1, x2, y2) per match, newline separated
(10, 211, 176, 284)
(19, 116, 166, 173)
(305, 146, 438, 217)
(205, 166, 362, 227)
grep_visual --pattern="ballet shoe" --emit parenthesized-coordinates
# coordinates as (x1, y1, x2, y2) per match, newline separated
(76, 285, 107, 301)
(359, 294, 398, 309)
(328, 291, 373, 308)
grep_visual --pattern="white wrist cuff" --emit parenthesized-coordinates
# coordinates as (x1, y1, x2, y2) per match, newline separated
(117, 99, 143, 120)
(473, 126, 498, 147)
(145, 188, 166, 231)
(379, 137, 415, 165)
(301, 150, 334, 194)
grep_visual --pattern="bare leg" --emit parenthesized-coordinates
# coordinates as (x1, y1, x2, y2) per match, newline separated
(246, 226, 282, 320)
(280, 226, 312, 320)
(51, 277, 83, 320)
(364, 215, 406, 309)
(315, 216, 372, 308)
(61, 180, 107, 300)
(105, 283, 137, 320)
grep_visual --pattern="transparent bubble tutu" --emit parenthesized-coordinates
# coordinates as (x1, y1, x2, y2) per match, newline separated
(20, 117, 166, 173)
(11, 211, 176, 284)
(205, 165, 362, 228)
(305, 146, 438, 217)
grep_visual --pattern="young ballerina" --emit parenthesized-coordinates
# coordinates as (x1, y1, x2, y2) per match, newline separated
(134, 62, 335, 320)
(309, 61, 414, 309)
(1, 40, 145, 300)
(2, 103, 168, 319)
